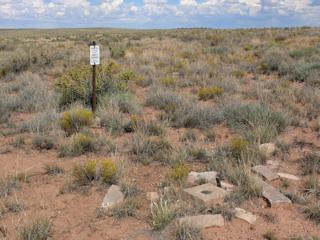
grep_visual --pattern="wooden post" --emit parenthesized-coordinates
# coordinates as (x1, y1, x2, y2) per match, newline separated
(92, 41, 96, 115)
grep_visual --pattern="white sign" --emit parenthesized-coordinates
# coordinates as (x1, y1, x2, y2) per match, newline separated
(90, 45, 100, 65)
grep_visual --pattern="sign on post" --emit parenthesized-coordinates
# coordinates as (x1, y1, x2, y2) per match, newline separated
(90, 45, 100, 66)
(90, 42, 99, 115)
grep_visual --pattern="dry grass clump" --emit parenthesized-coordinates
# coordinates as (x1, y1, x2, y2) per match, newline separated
(19, 217, 52, 240)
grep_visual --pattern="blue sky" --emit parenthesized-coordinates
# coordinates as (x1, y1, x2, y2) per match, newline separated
(0, 0, 319, 29)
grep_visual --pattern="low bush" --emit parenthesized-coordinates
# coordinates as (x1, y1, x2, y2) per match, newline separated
(55, 61, 134, 107)
(72, 158, 119, 185)
(223, 103, 288, 144)
(57, 108, 93, 136)
(167, 161, 190, 185)
(198, 87, 224, 101)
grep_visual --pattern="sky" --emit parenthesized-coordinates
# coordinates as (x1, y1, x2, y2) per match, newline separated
(0, 0, 320, 29)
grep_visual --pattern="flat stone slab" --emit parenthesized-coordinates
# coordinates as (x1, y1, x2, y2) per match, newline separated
(235, 207, 257, 225)
(179, 214, 224, 228)
(276, 173, 299, 181)
(254, 177, 292, 209)
(187, 171, 218, 184)
(182, 183, 229, 208)
(221, 181, 238, 193)
(252, 165, 279, 182)
(101, 185, 124, 209)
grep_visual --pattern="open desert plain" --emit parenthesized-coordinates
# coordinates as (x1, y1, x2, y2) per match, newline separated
(0, 27, 320, 239)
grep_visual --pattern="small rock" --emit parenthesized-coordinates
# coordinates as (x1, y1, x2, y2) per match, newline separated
(276, 173, 299, 181)
(146, 192, 159, 202)
(221, 181, 238, 193)
(252, 165, 279, 182)
(101, 185, 124, 209)
(235, 207, 257, 225)
(259, 143, 276, 159)
(179, 214, 224, 228)
(187, 171, 218, 184)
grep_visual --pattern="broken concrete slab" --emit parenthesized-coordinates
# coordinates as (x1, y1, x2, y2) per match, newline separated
(146, 192, 159, 202)
(276, 173, 299, 181)
(182, 183, 229, 208)
(254, 177, 292, 209)
(235, 207, 257, 225)
(187, 171, 218, 184)
(101, 185, 124, 209)
(252, 165, 279, 182)
(179, 214, 224, 228)
(221, 181, 238, 193)
(259, 143, 276, 159)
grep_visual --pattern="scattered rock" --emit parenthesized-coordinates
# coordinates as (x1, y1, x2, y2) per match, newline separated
(101, 185, 124, 209)
(259, 143, 276, 159)
(254, 177, 292, 209)
(235, 207, 257, 225)
(276, 173, 299, 181)
(252, 165, 279, 182)
(182, 183, 229, 208)
(221, 181, 238, 193)
(187, 171, 218, 184)
(179, 214, 224, 228)
(146, 192, 159, 202)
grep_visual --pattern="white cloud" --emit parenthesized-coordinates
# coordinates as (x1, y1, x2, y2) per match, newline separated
(143, 0, 167, 4)
(180, 0, 197, 5)
(0, 0, 319, 29)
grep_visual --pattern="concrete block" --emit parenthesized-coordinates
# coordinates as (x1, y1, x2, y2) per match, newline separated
(179, 214, 224, 228)
(182, 183, 229, 208)
(252, 165, 279, 181)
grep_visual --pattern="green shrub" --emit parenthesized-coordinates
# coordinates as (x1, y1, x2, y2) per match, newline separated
(70, 134, 95, 156)
(292, 62, 320, 82)
(223, 103, 288, 144)
(109, 45, 126, 59)
(55, 62, 132, 107)
(57, 108, 93, 136)
(290, 47, 315, 59)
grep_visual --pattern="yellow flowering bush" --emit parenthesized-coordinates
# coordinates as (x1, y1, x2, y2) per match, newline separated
(230, 69, 246, 78)
(230, 137, 248, 157)
(168, 161, 190, 184)
(198, 87, 224, 101)
(158, 77, 175, 86)
(73, 158, 118, 185)
(71, 134, 94, 155)
(100, 160, 117, 184)
(58, 108, 93, 136)
(73, 159, 97, 185)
